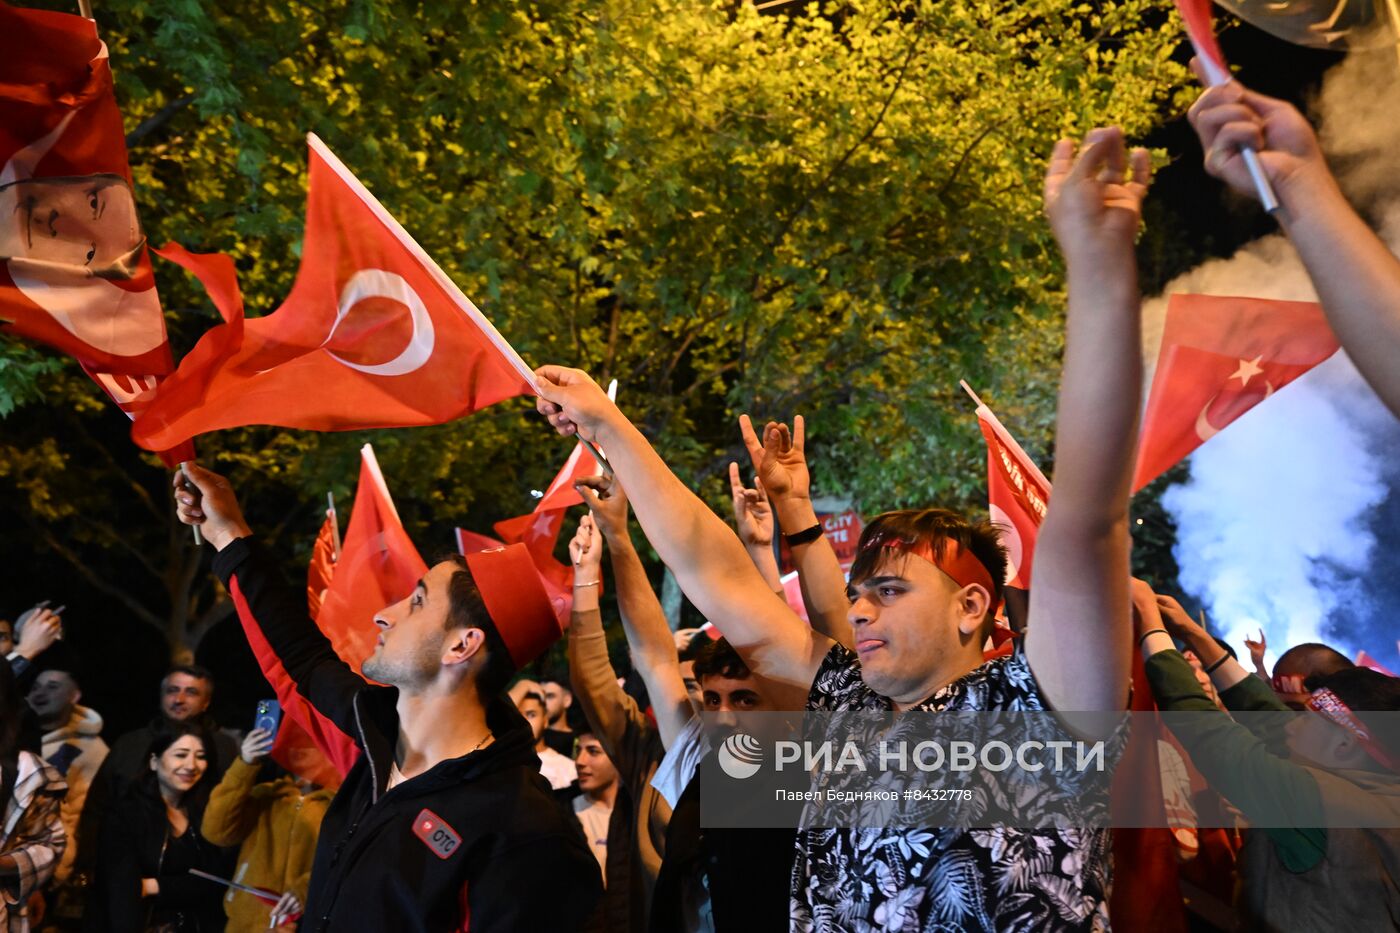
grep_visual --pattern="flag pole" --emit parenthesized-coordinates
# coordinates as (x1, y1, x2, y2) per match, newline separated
(1183, 33, 1279, 213)
(327, 491, 341, 562)
(77, 0, 93, 18)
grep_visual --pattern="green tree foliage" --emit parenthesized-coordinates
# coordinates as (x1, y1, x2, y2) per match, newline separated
(0, 0, 1190, 653)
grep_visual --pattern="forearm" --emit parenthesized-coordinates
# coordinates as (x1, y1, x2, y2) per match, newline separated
(200, 757, 260, 846)
(566, 607, 635, 756)
(592, 415, 825, 685)
(773, 496, 854, 649)
(603, 534, 696, 748)
(744, 541, 784, 592)
(1026, 254, 1139, 713)
(1281, 172, 1400, 416)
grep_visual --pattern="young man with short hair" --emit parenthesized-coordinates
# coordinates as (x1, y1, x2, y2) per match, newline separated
(539, 672, 577, 757)
(516, 689, 578, 790)
(536, 125, 1149, 929)
(173, 462, 601, 931)
(572, 731, 620, 882)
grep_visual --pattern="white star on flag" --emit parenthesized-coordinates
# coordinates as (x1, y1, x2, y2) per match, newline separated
(1230, 355, 1264, 386)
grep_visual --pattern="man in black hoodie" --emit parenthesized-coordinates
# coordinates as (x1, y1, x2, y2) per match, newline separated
(175, 462, 602, 932)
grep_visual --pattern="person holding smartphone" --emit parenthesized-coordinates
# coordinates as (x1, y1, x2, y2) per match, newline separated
(201, 724, 336, 931)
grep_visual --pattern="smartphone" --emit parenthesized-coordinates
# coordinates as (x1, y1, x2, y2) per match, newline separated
(253, 699, 283, 740)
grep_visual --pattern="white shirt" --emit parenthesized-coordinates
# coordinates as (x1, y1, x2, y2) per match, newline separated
(537, 746, 578, 790)
(648, 713, 710, 809)
(572, 794, 612, 884)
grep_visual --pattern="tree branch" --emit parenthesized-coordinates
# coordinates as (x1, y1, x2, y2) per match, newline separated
(125, 94, 195, 150)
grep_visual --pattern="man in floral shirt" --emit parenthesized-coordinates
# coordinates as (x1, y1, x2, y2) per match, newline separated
(534, 125, 1148, 930)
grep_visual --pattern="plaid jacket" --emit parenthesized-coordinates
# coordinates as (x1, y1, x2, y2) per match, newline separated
(0, 751, 67, 933)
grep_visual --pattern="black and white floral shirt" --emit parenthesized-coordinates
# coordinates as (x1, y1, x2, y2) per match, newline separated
(791, 644, 1119, 932)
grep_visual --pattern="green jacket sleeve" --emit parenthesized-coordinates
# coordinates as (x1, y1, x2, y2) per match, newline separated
(1144, 649, 1327, 872)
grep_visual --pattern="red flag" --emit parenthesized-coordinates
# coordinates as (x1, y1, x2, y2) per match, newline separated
(307, 510, 338, 620)
(455, 527, 504, 555)
(1356, 651, 1397, 677)
(318, 444, 428, 676)
(1109, 651, 1190, 933)
(232, 582, 358, 782)
(130, 134, 537, 451)
(1133, 294, 1339, 491)
(964, 384, 1052, 590)
(1174, 0, 1229, 84)
(0, 2, 174, 375)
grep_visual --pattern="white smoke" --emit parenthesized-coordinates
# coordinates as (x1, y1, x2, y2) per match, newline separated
(1150, 44, 1400, 671)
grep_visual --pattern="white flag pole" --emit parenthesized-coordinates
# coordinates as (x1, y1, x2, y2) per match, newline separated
(327, 491, 341, 562)
(178, 463, 204, 546)
(1186, 39, 1279, 214)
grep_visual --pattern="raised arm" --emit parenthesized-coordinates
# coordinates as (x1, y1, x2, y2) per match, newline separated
(176, 463, 368, 740)
(564, 514, 657, 766)
(576, 478, 695, 749)
(535, 376, 833, 694)
(1026, 128, 1148, 714)
(739, 415, 855, 650)
(728, 461, 784, 593)
(1188, 68, 1400, 417)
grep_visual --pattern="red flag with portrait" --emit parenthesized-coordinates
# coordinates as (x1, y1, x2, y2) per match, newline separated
(130, 135, 535, 452)
(1132, 294, 1338, 491)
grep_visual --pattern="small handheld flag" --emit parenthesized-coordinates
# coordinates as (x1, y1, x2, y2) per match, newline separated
(1175, 0, 1280, 212)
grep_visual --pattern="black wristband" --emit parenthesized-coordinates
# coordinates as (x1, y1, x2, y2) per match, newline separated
(784, 523, 824, 547)
(1203, 653, 1230, 675)
(1137, 628, 1168, 647)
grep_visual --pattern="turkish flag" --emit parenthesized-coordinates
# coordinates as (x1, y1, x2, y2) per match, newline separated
(0, 1, 175, 376)
(489, 439, 604, 625)
(130, 134, 536, 452)
(1356, 651, 1397, 677)
(455, 526, 504, 556)
(1132, 294, 1339, 491)
(970, 394, 1052, 590)
(306, 508, 338, 620)
(319, 443, 428, 676)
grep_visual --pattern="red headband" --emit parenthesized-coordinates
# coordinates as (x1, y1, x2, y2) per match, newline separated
(1306, 687, 1400, 773)
(464, 544, 563, 668)
(865, 533, 999, 605)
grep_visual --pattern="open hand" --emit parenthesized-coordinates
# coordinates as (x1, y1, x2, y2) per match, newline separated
(1044, 127, 1151, 262)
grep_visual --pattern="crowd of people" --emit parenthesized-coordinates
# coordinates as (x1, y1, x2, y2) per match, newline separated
(0, 73, 1398, 932)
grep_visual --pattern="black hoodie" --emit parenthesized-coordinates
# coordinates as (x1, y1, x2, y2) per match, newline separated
(214, 537, 601, 932)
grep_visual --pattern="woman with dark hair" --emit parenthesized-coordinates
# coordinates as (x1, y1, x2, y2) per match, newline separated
(93, 722, 233, 932)
(0, 658, 66, 932)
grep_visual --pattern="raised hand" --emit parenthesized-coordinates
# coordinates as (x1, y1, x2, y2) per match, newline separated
(1151, 593, 1202, 641)
(1043, 126, 1151, 262)
(574, 475, 630, 543)
(174, 462, 252, 551)
(1243, 628, 1267, 670)
(1186, 63, 1329, 204)
(534, 366, 618, 443)
(738, 413, 810, 502)
(569, 514, 605, 582)
(14, 607, 62, 660)
(728, 462, 774, 549)
(240, 727, 275, 765)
